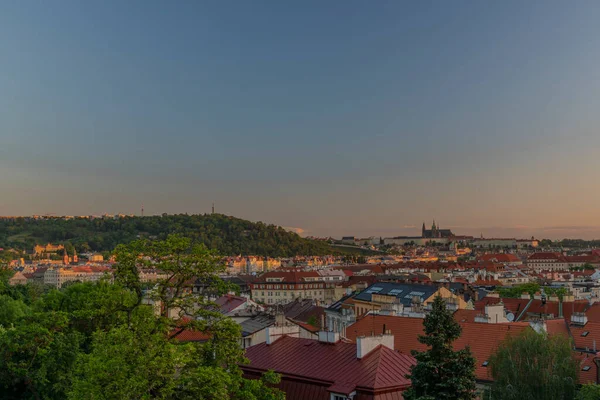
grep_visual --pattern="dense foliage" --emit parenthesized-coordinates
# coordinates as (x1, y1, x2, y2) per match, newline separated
(0, 214, 338, 257)
(404, 296, 477, 400)
(497, 284, 570, 301)
(0, 235, 284, 400)
(577, 384, 600, 400)
(488, 329, 578, 400)
(497, 283, 541, 299)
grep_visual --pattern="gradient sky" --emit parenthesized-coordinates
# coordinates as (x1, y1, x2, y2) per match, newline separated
(2, 1, 600, 239)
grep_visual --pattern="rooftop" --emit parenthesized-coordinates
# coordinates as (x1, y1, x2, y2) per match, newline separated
(243, 335, 414, 397)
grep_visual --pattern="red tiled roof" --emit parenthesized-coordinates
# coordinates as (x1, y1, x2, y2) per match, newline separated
(288, 318, 320, 333)
(528, 252, 566, 261)
(585, 303, 600, 322)
(333, 264, 385, 275)
(475, 298, 590, 323)
(340, 275, 377, 288)
(565, 255, 600, 264)
(346, 315, 530, 382)
(252, 270, 320, 283)
(576, 353, 599, 384)
(453, 309, 479, 323)
(544, 319, 569, 337)
(169, 318, 212, 343)
(243, 336, 414, 396)
(170, 329, 211, 342)
(215, 294, 247, 314)
(569, 321, 600, 352)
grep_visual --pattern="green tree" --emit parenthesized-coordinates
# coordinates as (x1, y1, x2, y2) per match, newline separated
(577, 384, 600, 400)
(498, 282, 540, 299)
(0, 295, 30, 326)
(0, 235, 284, 400)
(68, 235, 284, 400)
(489, 329, 578, 400)
(582, 263, 596, 271)
(404, 296, 477, 400)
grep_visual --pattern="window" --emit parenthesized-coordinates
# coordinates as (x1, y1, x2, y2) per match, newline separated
(583, 366, 591, 371)
(482, 361, 489, 367)
(366, 286, 383, 294)
(582, 331, 590, 337)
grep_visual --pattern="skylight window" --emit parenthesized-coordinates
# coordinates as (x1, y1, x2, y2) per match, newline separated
(388, 289, 403, 296)
(582, 331, 590, 337)
(366, 286, 383, 294)
(583, 366, 591, 371)
(482, 361, 489, 367)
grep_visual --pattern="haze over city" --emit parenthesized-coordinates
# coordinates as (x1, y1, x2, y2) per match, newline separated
(2, 1, 600, 239)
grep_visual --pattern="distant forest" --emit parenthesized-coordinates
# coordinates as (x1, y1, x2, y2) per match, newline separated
(0, 214, 349, 257)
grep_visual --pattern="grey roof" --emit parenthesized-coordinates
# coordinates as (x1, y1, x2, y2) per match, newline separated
(239, 314, 275, 336)
(354, 282, 438, 307)
(327, 293, 356, 312)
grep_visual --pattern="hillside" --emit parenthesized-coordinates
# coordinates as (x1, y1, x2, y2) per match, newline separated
(0, 214, 367, 257)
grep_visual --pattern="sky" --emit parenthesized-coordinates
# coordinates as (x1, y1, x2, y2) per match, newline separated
(2, 1, 600, 240)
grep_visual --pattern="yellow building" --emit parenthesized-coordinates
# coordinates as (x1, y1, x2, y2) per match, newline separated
(33, 243, 65, 256)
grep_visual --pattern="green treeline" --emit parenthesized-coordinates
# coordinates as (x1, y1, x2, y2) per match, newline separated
(0, 214, 334, 257)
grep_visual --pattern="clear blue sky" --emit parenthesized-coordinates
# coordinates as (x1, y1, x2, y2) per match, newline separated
(2, 1, 600, 239)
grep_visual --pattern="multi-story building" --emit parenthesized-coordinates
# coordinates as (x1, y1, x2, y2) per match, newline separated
(139, 268, 170, 283)
(351, 282, 468, 317)
(250, 270, 343, 305)
(43, 266, 112, 288)
(527, 252, 568, 270)
(33, 243, 65, 256)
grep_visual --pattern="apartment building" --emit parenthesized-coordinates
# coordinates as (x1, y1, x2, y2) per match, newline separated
(250, 270, 343, 305)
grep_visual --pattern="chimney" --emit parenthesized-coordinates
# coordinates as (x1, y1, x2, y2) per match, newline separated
(529, 320, 547, 334)
(318, 331, 340, 344)
(572, 312, 588, 326)
(356, 334, 394, 359)
(275, 312, 286, 326)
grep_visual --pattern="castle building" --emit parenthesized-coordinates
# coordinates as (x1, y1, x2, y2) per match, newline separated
(421, 220, 454, 238)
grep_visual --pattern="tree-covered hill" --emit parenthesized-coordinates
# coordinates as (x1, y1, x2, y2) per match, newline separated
(0, 214, 353, 257)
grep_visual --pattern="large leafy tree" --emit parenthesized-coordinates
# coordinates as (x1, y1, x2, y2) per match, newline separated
(0, 235, 284, 400)
(489, 329, 578, 400)
(404, 296, 477, 400)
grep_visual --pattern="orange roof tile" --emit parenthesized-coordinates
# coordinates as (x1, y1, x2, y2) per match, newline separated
(347, 315, 530, 382)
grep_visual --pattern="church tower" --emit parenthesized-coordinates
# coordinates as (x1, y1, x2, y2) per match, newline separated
(422, 222, 426, 238)
(63, 249, 70, 265)
(73, 249, 78, 264)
